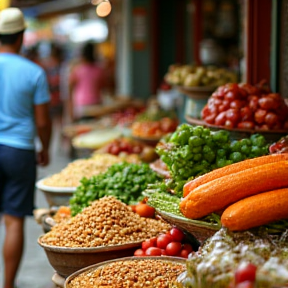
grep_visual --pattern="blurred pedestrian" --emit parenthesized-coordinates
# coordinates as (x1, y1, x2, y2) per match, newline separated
(0, 7, 52, 288)
(68, 41, 106, 121)
(42, 42, 64, 126)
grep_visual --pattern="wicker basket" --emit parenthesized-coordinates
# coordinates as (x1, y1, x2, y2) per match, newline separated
(156, 210, 220, 244)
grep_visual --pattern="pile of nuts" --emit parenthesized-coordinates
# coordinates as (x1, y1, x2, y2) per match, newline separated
(40, 196, 171, 248)
(42, 155, 123, 187)
(66, 258, 186, 288)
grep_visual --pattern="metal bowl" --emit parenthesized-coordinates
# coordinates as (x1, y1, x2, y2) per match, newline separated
(37, 235, 142, 278)
(36, 179, 76, 207)
(64, 256, 186, 288)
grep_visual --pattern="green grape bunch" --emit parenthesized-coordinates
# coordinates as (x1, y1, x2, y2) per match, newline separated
(156, 124, 269, 195)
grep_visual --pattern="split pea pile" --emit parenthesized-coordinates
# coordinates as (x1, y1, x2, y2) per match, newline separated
(66, 259, 186, 288)
(40, 196, 171, 248)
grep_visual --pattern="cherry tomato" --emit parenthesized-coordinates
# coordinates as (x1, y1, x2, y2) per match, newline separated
(109, 145, 120, 155)
(218, 100, 230, 112)
(179, 249, 190, 258)
(165, 242, 182, 256)
(169, 227, 185, 242)
(142, 238, 157, 251)
(235, 263, 257, 284)
(135, 203, 155, 218)
(156, 234, 173, 249)
(145, 247, 162, 256)
(225, 90, 238, 101)
(134, 249, 146, 257)
(182, 243, 193, 254)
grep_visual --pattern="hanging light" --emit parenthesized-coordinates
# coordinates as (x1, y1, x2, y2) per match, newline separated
(91, 0, 112, 18)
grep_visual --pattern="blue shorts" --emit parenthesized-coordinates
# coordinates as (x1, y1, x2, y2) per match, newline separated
(0, 144, 37, 217)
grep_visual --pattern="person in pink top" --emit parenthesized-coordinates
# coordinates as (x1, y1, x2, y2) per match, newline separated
(68, 42, 105, 121)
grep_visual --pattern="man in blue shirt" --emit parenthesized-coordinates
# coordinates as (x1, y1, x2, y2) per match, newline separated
(0, 7, 52, 288)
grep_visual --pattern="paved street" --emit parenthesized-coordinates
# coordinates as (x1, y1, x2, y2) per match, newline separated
(0, 127, 71, 288)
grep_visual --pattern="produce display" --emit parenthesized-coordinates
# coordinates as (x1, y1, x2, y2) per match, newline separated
(42, 154, 125, 187)
(269, 135, 288, 154)
(66, 258, 186, 288)
(40, 196, 171, 248)
(156, 123, 269, 196)
(176, 228, 288, 288)
(93, 136, 159, 163)
(69, 162, 162, 216)
(201, 82, 288, 130)
(131, 109, 179, 139)
(164, 64, 237, 88)
(180, 154, 288, 228)
(133, 226, 194, 259)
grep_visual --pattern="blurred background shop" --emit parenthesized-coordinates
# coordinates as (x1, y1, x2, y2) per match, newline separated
(1, 0, 286, 105)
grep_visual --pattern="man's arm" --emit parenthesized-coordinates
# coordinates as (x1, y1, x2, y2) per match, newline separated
(34, 102, 52, 166)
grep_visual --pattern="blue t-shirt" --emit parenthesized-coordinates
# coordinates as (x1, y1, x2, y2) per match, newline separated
(0, 53, 50, 150)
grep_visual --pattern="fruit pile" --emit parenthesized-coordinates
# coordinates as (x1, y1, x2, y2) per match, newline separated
(201, 82, 288, 130)
(269, 135, 288, 154)
(164, 64, 237, 88)
(134, 227, 193, 258)
(156, 124, 269, 196)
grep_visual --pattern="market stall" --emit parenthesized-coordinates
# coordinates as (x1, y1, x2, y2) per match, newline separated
(33, 86, 288, 287)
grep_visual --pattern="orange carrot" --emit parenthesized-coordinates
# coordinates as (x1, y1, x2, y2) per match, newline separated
(221, 188, 288, 231)
(180, 160, 288, 219)
(183, 153, 288, 197)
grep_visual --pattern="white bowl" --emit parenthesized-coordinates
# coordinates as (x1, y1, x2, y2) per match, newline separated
(36, 179, 76, 207)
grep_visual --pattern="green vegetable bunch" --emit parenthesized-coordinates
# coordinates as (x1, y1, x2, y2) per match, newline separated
(156, 124, 269, 195)
(69, 162, 162, 216)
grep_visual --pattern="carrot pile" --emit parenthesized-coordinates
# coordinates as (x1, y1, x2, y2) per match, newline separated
(180, 153, 288, 231)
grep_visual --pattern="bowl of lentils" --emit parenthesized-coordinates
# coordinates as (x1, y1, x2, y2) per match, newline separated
(38, 196, 171, 278)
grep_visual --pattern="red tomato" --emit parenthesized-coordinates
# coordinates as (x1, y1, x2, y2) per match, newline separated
(204, 113, 217, 124)
(218, 100, 230, 112)
(145, 247, 162, 256)
(225, 119, 235, 129)
(214, 111, 227, 126)
(182, 243, 193, 254)
(169, 227, 185, 242)
(230, 100, 246, 109)
(254, 109, 267, 124)
(134, 249, 146, 257)
(237, 121, 255, 130)
(165, 242, 182, 256)
(135, 203, 155, 218)
(235, 263, 257, 284)
(161, 249, 167, 255)
(142, 238, 157, 251)
(226, 109, 241, 124)
(179, 249, 190, 258)
(225, 90, 238, 101)
(156, 234, 173, 249)
(258, 96, 280, 110)
(240, 83, 260, 96)
(248, 95, 259, 112)
(264, 112, 278, 127)
(201, 105, 210, 119)
(240, 106, 253, 122)
(109, 145, 120, 155)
